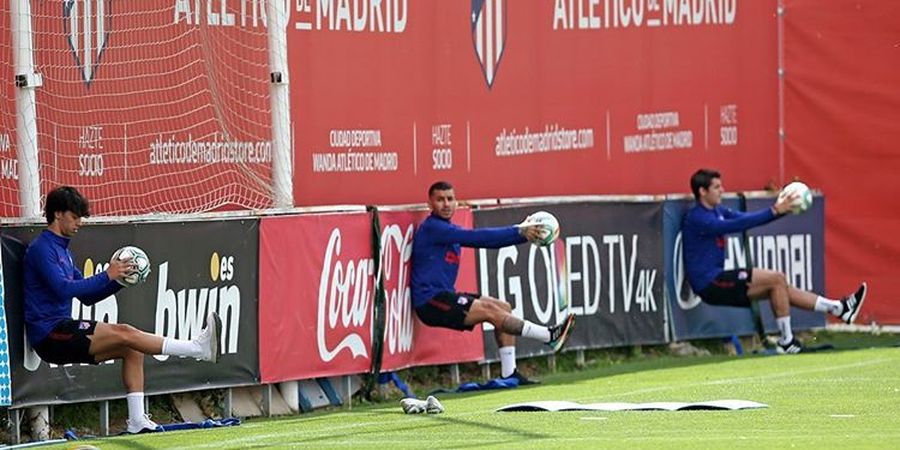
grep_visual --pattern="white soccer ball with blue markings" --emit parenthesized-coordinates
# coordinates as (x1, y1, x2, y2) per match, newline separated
(111, 246, 151, 286)
(527, 211, 560, 246)
(778, 181, 813, 214)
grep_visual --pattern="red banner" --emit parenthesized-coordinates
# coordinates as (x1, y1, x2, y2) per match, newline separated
(29, 1, 272, 215)
(783, 1, 900, 323)
(289, 0, 779, 206)
(259, 213, 373, 382)
(259, 210, 483, 383)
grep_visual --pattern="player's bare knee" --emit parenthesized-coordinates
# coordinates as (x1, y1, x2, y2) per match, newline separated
(776, 272, 788, 287)
(124, 348, 143, 361)
(761, 270, 788, 289)
(114, 323, 142, 346)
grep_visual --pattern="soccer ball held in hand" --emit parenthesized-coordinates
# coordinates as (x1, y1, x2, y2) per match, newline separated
(111, 246, 151, 286)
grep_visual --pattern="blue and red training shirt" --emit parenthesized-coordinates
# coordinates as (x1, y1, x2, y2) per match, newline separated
(410, 214, 525, 308)
(681, 204, 780, 293)
(23, 230, 122, 345)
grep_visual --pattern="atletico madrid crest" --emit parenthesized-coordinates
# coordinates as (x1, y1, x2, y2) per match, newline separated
(63, 0, 112, 86)
(471, 0, 507, 89)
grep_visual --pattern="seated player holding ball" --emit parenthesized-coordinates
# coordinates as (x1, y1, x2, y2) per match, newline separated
(23, 186, 221, 433)
(410, 181, 575, 385)
(681, 169, 866, 354)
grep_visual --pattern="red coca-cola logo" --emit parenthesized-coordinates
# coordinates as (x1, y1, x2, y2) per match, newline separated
(317, 228, 373, 362)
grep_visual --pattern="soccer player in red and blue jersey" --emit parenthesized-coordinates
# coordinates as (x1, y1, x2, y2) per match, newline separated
(411, 181, 575, 384)
(681, 169, 866, 353)
(24, 186, 221, 433)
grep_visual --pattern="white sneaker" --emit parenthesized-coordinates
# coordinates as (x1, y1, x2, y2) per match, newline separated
(196, 312, 221, 363)
(400, 398, 427, 414)
(425, 396, 444, 414)
(126, 414, 160, 434)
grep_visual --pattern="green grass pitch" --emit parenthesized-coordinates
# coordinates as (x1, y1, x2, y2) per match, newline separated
(47, 346, 900, 449)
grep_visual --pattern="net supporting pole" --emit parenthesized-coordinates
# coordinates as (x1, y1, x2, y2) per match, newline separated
(12, 0, 41, 218)
(267, 0, 293, 208)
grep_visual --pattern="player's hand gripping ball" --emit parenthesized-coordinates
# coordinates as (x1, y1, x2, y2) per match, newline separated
(111, 246, 151, 286)
(525, 211, 560, 246)
(778, 181, 813, 214)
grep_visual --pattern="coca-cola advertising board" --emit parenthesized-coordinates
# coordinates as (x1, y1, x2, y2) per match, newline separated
(259, 213, 374, 382)
(289, 0, 779, 205)
(2, 220, 260, 407)
(258, 210, 485, 383)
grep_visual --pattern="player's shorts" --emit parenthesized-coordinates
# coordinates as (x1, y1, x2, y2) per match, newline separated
(33, 320, 99, 365)
(415, 291, 479, 331)
(698, 269, 754, 307)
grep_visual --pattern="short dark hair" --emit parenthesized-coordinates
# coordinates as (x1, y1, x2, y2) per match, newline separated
(428, 181, 454, 197)
(690, 169, 721, 200)
(44, 186, 90, 224)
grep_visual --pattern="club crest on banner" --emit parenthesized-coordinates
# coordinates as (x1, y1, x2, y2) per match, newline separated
(470, 0, 507, 89)
(63, 0, 112, 86)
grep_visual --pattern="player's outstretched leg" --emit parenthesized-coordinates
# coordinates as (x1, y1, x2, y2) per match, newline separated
(547, 314, 576, 352)
(159, 312, 221, 362)
(194, 312, 221, 363)
(840, 282, 867, 324)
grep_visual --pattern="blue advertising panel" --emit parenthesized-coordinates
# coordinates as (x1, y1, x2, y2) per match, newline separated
(0, 235, 11, 405)
(664, 195, 826, 341)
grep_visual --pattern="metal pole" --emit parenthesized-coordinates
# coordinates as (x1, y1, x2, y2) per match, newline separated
(267, 0, 293, 208)
(224, 388, 233, 418)
(262, 385, 272, 417)
(99, 401, 109, 436)
(449, 363, 461, 385)
(12, 0, 42, 217)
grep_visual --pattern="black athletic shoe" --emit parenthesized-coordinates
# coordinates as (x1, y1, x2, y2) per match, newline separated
(776, 338, 804, 354)
(840, 282, 867, 325)
(547, 314, 576, 352)
(505, 369, 540, 385)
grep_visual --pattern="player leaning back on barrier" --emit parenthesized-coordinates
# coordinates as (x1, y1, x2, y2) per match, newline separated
(23, 186, 222, 433)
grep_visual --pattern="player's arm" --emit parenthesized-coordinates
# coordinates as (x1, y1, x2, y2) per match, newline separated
(431, 221, 527, 248)
(696, 207, 779, 235)
(77, 269, 125, 304)
(33, 246, 122, 305)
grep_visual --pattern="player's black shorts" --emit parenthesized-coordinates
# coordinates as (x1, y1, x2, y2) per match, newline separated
(415, 291, 479, 331)
(33, 320, 99, 365)
(698, 269, 754, 307)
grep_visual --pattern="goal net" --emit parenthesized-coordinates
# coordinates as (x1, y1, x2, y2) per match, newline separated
(8, 0, 276, 217)
(1, 2, 18, 218)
